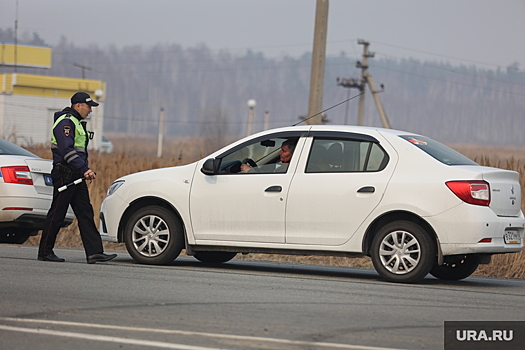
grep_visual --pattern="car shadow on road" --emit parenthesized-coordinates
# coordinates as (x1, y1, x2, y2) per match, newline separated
(155, 256, 519, 288)
(112, 253, 523, 288)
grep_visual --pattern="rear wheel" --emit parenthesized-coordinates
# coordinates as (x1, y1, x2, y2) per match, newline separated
(194, 251, 237, 264)
(371, 221, 436, 283)
(429, 255, 480, 280)
(124, 205, 184, 265)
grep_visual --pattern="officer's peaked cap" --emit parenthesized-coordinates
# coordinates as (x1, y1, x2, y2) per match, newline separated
(71, 92, 99, 106)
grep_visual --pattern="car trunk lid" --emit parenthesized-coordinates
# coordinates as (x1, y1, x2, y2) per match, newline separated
(25, 158, 53, 195)
(482, 168, 521, 217)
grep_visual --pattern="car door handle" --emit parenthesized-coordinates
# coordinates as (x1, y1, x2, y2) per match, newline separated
(357, 186, 375, 193)
(265, 186, 282, 192)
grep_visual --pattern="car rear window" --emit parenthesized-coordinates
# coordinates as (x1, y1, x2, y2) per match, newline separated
(0, 138, 38, 157)
(400, 135, 477, 166)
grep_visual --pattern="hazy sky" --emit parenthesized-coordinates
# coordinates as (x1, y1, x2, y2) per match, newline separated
(1, 0, 524, 70)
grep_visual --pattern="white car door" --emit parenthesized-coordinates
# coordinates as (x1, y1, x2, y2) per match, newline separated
(285, 132, 396, 246)
(190, 132, 306, 243)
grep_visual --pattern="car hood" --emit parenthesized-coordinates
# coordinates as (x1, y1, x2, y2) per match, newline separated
(119, 162, 198, 181)
(114, 162, 199, 201)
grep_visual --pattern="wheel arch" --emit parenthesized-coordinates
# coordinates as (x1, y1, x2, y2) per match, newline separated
(362, 210, 440, 256)
(117, 196, 186, 243)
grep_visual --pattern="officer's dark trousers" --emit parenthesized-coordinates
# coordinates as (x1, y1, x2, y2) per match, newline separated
(38, 166, 103, 257)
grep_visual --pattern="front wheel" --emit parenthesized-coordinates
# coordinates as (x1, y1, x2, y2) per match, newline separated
(194, 251, 237, 264)
(371, 221, 436, 283)
(124, 205, 184, 265)
(429, 255, 480, 280)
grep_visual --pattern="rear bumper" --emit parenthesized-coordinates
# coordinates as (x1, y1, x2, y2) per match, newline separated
(428, 203, 524, 255)
(0, 194, 75, 230)
(0, 212, 74, 230)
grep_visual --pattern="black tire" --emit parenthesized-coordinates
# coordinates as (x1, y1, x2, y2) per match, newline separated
(371, 220, 436, 283)
(194, 251, 237, 264)
(124, 205, 184, 265)
(429, 255, 480, 281)
(0, 229, 32, 244)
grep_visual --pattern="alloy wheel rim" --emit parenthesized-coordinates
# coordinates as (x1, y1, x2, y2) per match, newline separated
(132, 214, 170, 257)
(379, 230, 421, 275)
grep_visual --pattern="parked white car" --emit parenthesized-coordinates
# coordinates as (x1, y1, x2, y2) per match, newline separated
(99, 126, 524, 283)
(99, 135, 114, 153)
(0, 138, 74, 244)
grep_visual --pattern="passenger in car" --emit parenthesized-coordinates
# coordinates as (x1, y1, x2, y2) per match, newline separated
(326, 143, 343, 169)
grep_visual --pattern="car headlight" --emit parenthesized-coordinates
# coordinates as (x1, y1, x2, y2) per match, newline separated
(106, 180, 124, 197)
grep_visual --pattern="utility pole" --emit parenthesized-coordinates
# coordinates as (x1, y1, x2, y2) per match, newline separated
(13, 0, 19, 73)
(306, 0, 329, 125)
(247, 99, 256, 136)
(337, 39, 391, 128)
(73, 63, 92, 79)
(157, 107, 164, 158)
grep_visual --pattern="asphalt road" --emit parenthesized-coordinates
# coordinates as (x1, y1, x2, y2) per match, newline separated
(1, 244, 525, 350)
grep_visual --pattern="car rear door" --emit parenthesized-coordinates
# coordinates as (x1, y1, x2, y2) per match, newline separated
(285, 131, 397, 246)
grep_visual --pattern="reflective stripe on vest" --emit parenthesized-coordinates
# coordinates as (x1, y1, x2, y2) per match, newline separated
(51, 114, 87, 152)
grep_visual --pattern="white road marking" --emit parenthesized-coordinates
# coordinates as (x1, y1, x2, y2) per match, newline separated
(0, 317, 406, 350)
(0, 324, 223, 350)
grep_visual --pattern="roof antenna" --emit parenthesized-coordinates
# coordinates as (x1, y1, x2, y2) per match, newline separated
(293, 92, 364, 126)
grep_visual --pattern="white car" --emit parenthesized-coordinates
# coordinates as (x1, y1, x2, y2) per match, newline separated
(99, 126, 524, 283)
(0, 138, 74, 244)
(99, 135, 114, 153)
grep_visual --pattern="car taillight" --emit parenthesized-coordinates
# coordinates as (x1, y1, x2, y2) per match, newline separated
(446, 181, 490, 206)
(1, 166, 33, 185)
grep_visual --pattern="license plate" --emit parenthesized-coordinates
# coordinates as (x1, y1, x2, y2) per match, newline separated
(44, 174, 53, 186)
(504, 230, 521, 244)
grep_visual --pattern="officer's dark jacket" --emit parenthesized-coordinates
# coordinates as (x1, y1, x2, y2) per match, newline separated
(51, 107, 90, 174)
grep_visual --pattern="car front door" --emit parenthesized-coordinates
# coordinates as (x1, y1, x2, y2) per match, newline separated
(285, 132, 396, 246)
(189, 132, 306, 243)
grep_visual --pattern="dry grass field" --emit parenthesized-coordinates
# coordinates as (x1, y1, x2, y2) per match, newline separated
(24, 134, 525, 280)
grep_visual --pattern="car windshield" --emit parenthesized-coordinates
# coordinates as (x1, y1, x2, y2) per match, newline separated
(0, 138, 38, 157)
(400, 135, 477, 166)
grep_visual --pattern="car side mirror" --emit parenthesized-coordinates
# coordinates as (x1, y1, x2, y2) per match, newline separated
(201, 158, 219, 175)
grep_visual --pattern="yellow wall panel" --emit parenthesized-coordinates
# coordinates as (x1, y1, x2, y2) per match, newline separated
(0, 43, 52, 68)
(1, 73, 105, 101)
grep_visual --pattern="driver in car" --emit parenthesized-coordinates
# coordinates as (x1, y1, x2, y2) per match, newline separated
(240, 139, 296, 173)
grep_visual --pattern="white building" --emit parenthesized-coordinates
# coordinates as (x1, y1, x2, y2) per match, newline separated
(0, 43, 106, 150)
(0, 73, 106, 150)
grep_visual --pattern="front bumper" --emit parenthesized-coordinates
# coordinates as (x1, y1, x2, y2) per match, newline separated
(99, 194, 127, 243)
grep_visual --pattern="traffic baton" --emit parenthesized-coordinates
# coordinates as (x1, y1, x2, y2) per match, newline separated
(58, 177, 85, 192)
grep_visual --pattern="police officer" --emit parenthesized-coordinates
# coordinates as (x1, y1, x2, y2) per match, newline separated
(38, 92, 117, 264)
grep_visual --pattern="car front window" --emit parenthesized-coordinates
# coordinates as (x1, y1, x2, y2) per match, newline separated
(220, 137, 298, 174)
(400, 135, 478, 165)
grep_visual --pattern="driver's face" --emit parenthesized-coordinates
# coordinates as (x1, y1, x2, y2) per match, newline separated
(278, 145, 293, 163)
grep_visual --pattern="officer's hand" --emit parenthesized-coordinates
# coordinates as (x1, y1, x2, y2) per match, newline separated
(84, 169, 96, 180)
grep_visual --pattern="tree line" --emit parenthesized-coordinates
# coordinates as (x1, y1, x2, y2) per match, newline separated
(2, 29, 525, 146)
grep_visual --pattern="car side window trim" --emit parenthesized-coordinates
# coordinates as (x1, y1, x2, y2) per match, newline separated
(307, 131, 379, 143)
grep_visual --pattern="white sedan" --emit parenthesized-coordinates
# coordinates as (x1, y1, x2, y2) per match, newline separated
(99, 126, 524, 283)
(0, 138, 74, 244)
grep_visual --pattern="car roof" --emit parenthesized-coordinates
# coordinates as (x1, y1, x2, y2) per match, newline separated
(249, 124, 420, 138)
